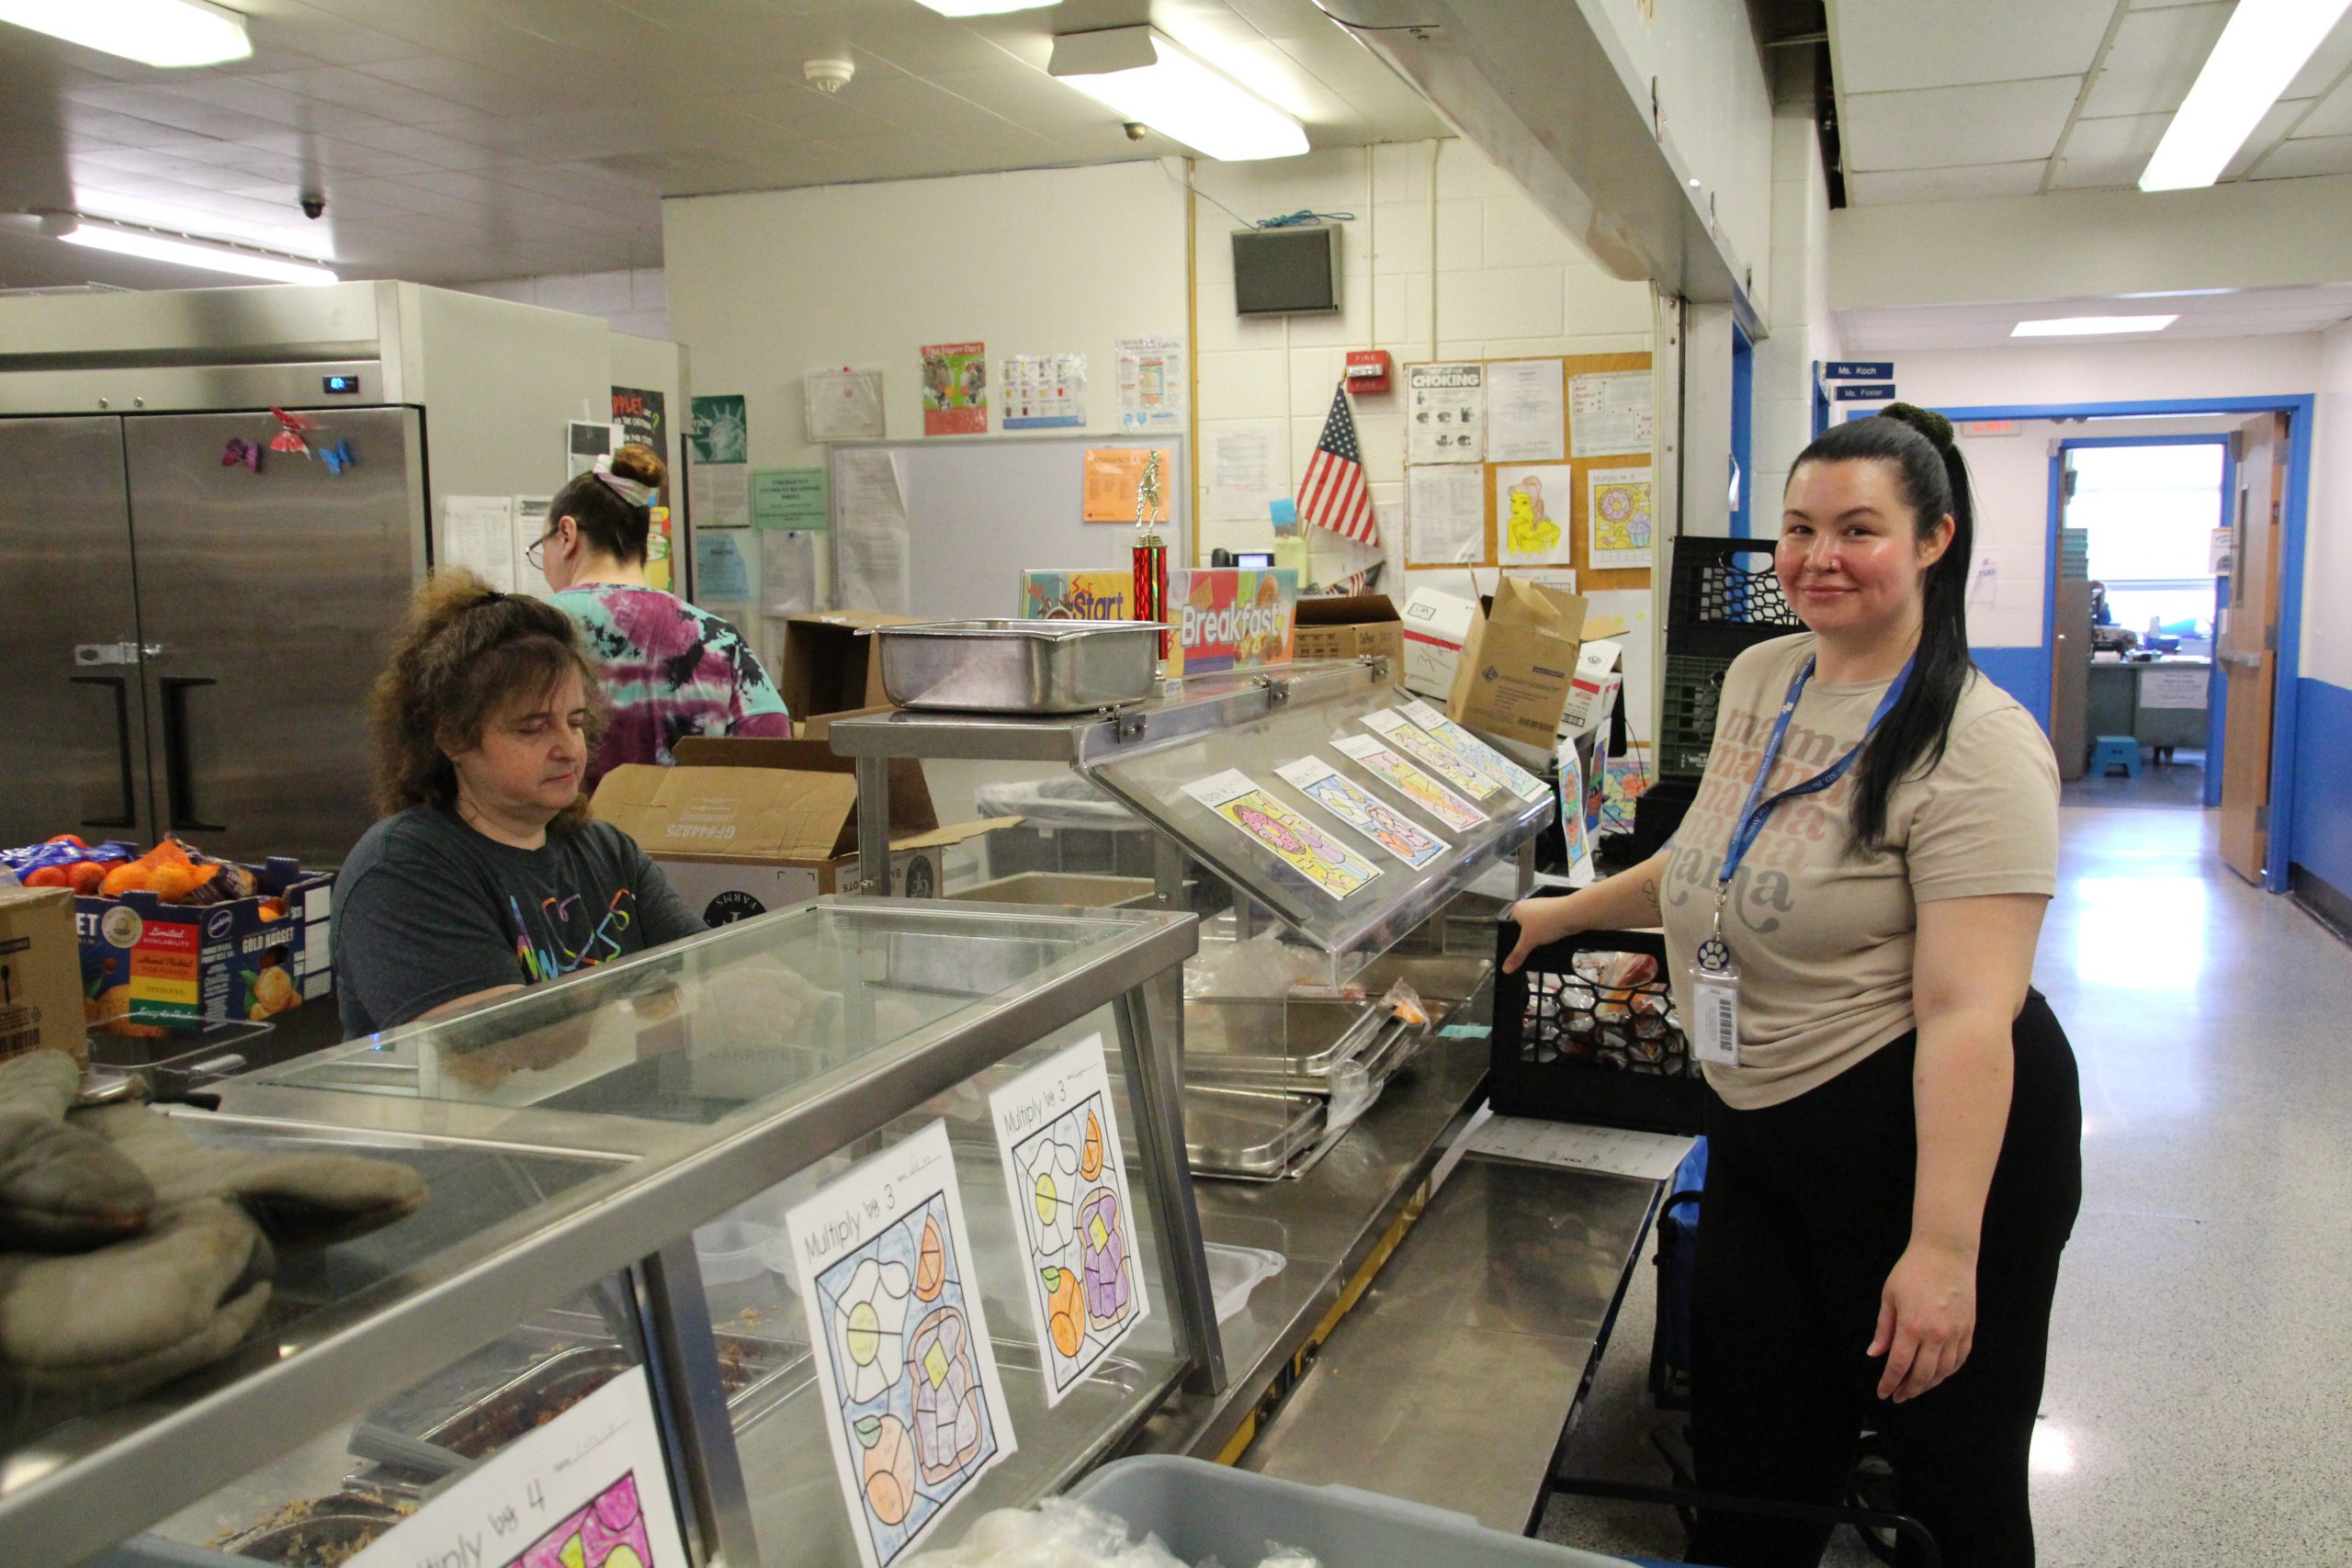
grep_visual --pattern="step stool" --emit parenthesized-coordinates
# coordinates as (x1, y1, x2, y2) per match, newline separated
(2091, 735, 2142, 778)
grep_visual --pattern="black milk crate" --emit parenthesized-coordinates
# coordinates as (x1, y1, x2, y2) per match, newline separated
(1667, 536, 1803, 659)
(1659, 651, 1735, 781)
(1490, 925, 1706, 1134)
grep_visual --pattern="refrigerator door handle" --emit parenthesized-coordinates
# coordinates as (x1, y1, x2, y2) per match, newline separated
(158, 676, 226, 834)
(68, 673, 140, 829)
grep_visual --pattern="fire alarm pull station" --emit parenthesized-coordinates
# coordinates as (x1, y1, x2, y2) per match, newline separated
(1344, 350, 1392, 394)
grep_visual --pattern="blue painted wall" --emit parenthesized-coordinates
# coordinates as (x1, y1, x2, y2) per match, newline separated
(1973, 646, 2049, 729)
(2291, 678, 2352, 902)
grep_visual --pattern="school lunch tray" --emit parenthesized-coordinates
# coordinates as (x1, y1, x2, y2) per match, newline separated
(864, 619, 1165, 714)
(1179, 997, 1389, 1092)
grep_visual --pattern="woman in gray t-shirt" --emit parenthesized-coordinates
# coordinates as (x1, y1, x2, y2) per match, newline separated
(334, 571, 704, 1039)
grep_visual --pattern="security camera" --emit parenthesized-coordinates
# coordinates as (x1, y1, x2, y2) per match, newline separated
(1124, 121, 1148, 141)
(300, 193, 326, 220)
(805, 58, 854, 94)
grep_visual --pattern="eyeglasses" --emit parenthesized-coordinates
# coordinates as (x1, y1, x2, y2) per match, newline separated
(526, 530, 555, 571)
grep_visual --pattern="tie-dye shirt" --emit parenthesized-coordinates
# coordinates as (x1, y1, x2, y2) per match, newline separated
(555, 583, 791, 787)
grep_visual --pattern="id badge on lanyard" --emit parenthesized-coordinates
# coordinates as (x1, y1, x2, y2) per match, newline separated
(1694, 654, 1911, 1069)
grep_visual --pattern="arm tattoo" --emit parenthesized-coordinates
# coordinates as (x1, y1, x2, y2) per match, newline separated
(1640, 877, 1659, 914)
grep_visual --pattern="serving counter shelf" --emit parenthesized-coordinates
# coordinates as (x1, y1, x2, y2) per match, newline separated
(831, 660, 1545, 1181)
(16, 897, 1216, 1568)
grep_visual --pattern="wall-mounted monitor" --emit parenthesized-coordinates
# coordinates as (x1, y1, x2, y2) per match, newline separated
(1233, 224, 1340, 316)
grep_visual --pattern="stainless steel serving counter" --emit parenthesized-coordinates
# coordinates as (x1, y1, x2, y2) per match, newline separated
(1127, 1025, 1498, 1463)
(1238, 1157, 1663, 1533)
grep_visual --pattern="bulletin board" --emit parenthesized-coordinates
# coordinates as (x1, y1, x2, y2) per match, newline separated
(1401, 351, 1657, 592)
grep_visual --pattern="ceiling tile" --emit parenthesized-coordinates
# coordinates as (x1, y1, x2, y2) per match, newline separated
(347, 56, 570, 118)
(1847, 161, 2049, 204)
(2081, 2, 2232, 119)
(2222, 98, 2315, 179)
(244, 66, 485, 127)
(2285, 12, 2352, 100)
(709, 84, 890, 140)
(2062, 111, 2172, 163)
(58, 86, 297, 142)
(2295, 76, 2352, 139)
(1827, 0, 2116, 94)
(232, 1, 439, 67)
(1840, 78, 2083, 170)
(2247, 134, 2352, 180)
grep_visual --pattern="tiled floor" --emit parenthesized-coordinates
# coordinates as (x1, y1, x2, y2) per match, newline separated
(1540, 800, 2352, 1564)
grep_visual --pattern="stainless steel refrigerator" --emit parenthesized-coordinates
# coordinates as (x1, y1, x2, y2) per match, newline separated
(0, 281, 689, 869)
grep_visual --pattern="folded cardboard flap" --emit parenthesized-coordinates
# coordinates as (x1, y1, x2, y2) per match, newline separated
(1293, 593, 1400, 630)
(669, 736, 935, 839)
(1488, 576, 1588, 640)
(1447, 580, 1589, 749)
(776, 610, 916, 725)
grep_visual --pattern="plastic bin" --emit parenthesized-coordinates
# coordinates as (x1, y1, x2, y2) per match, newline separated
(1664, 535, 1803, 656)
(1066, 1455, 1637, 1566)
(1488, 926, 1704, 1135)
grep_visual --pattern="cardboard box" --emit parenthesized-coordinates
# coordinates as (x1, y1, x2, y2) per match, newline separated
(1294, 594, 1404, 682)
(1447, 578, 1589, 750)
(74, 859, 334, 1036)
(1399, 587, 1480, 700)
(0, 886, 88, 1066)
(1560, 640, 1626, 737)
(593, 737, 1017, 925)
(776, 610, 918, 728)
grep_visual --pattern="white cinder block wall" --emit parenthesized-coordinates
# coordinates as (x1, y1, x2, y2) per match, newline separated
(453, 268, 670, 341)
(1749, 67, 1843, 516)
(1188, 140, 1657, 592)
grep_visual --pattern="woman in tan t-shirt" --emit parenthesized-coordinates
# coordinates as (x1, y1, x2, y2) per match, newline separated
(1507, 405, 2080, 1567)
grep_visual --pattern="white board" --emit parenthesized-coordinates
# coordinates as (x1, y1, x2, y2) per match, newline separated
(829, 434, 1188, 619)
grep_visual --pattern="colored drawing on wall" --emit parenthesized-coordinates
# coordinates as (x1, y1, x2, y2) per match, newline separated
(1496, 463, 1574, 567)
(1022, 570, 1136, 621)
(1275, 755, 1448, 868)
(921, 342, 988, 436)
(1360, 708, 1502, 801)
(786, 1122, 1014, 1568)
(1396, 699, 1550, 802)
(1329, 734, 1486, 832)
(1588, 466, 1655, 570)
(989, 1037, 1149, 1406)
(1182, 768, 1381, 901)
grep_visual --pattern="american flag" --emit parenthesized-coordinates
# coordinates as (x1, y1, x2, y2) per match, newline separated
(1297, 381, 1378, 548)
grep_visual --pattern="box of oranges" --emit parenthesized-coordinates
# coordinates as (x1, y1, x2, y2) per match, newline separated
(10, 836, 332, 1036)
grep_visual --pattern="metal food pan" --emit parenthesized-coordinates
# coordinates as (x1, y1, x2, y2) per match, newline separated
(949, 872, 1158, 909)
(1181, 1083, 1327, 1179)
(865, 619, 1162, 714)
(1182, 998, 1385, 1090)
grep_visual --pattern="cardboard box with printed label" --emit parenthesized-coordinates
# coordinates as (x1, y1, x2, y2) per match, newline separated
(1560, 640, 1625, 737)
(775, 610, 918, 728)
(0, 886, 88, 1066)
(1447, 578, 1589, 750)
(591, 737, 1017, 925)
(74, 861, 334, 1037)
(1398, 588, 1480, 700)
(1293, 594, 1403, 682)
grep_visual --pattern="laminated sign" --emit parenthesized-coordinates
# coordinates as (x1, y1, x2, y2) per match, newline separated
(1167, 568, 1296, 675)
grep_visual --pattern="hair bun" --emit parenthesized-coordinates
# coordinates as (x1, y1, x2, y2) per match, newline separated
(1879, 401, 1955, 453)
(609, 441, 668, 493)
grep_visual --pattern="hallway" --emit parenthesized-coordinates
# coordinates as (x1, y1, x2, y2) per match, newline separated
(1542, 801, 2352, 1563)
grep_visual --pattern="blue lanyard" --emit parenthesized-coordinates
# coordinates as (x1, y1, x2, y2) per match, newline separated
(1716, 654, 1912, 890)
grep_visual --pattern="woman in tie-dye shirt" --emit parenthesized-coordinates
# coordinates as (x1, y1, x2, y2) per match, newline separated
(531, 444, 790, 788)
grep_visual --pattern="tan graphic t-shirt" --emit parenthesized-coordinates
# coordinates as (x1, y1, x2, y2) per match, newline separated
(1661, 634, 2059, 1111)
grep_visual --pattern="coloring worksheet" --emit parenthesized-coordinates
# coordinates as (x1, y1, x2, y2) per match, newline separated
(1275, 755, 1449, 868)
(1360, 709, 1502, 800)
(1396, 700, 1550, 802)
(989, 1037, 1149, 1406)
(1331, 734, 1487, 832)
(1182, 768, 1382, 901)
(785, 1122, 1015, 1568)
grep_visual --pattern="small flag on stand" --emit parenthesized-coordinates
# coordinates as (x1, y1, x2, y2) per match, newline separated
(1297, 381, 1378, 549)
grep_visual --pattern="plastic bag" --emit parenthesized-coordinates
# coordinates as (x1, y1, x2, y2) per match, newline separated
(900, 1497, 1188, 1568)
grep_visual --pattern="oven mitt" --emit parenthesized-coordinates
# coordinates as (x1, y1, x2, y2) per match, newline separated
(0, 1195, 272, 1400)
(0, 1050, 154, 1253)
(71, 1100, 428, 1250)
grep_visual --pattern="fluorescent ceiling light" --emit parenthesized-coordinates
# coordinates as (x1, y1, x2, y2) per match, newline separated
(2140, 0, 2352, 191)
(2011, 315, 2178, 337)
(1049, 26, 1307, 162)
(0, 0, 252, 68)
(912, 0, 1058, 14)
(50, 217, 338, 286)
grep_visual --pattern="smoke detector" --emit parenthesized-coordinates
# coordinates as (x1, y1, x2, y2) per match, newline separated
(805, 58, 854, 94)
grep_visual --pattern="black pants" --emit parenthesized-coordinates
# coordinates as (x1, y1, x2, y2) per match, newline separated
(1686, 993, 2082, 1568)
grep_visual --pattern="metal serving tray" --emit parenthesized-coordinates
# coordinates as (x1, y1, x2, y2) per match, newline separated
(865, 619, 1163, 714)
(1182, 998, 1385, 1092)
(1181, 1084, 1328, 1179)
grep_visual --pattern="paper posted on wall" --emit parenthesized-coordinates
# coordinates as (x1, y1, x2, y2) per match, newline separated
(1586, 467, 1655, 570)
(1002, 354, 1086, 429)
(444, 495, 517, 593)
(837, 449, 910, 613)
(1206, 421, 1283, 523)
(1116, 336, 1184, 432)
(1568, 370, 1655, 458)
(1487, 358, 1566, 463)
(1407, 362, 1485, 464)
(762, 530, 819, 616)
(695, 462, 752, 529)
(1408, 465, 1486, 565)
(808, 369, 887, 442)
(1497, 463, 1575, 567)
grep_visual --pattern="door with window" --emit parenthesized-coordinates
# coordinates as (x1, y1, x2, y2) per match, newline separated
(2220, 413, 2287, 884)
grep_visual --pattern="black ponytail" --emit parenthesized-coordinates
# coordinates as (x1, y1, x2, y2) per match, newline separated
(1785, 403, 1976, 854)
